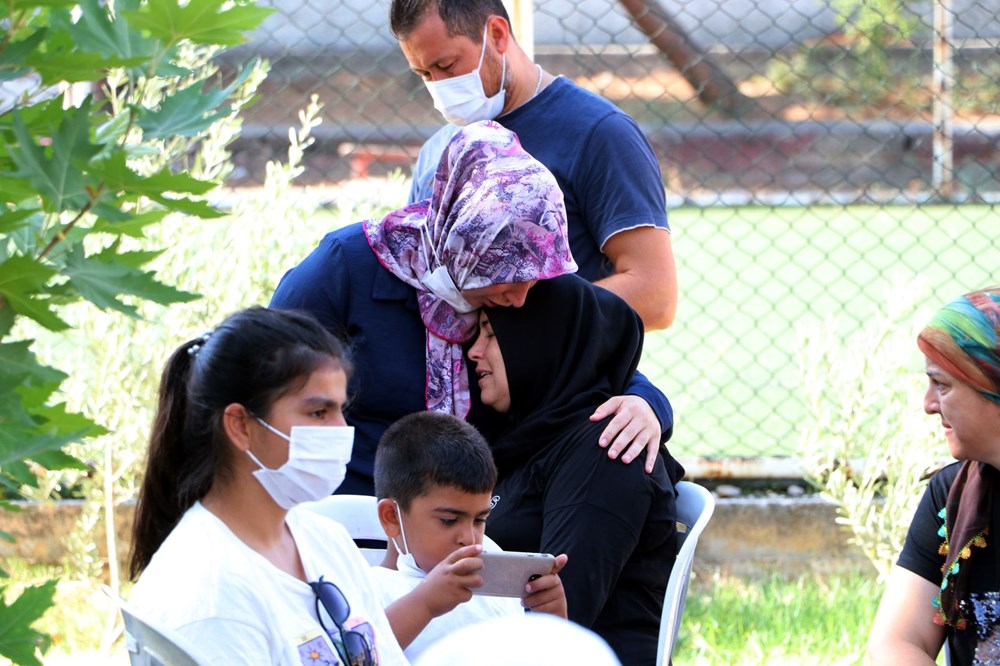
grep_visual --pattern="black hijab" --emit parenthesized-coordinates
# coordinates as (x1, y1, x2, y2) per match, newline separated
(483, 274, 643, 473)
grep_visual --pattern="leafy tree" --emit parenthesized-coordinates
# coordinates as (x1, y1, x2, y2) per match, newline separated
(0, 0, 270, 663)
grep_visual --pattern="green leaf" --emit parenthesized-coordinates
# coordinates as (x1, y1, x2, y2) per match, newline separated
(90, 152, 217, 195)
(0, 396, 93, 479)
(0, 340, 66, 389)
(0, 30, 47, 81)
(27, 51, 147, 84)
(0, 177, 38, 205)
(69, 0, 158, 62)
(11, 0, 78, 7)
(136, 82, 230, 139)
(62, 245, 197, 315)
(0, 580, 57, 666)
(146, 193, 225, 218)
(0, 256, 68, 331)
(7, 101, 100, 212)
(0, 210, 37, 234)
(0, 305, 14, 339)
(95, 244, 164, 269)
(92, 209, 168, 238)
(123, 0, 274, 47)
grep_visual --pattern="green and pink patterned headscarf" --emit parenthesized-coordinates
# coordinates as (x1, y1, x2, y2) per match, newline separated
(364, 120, 576, 418)
(917, 286, 1000, 629)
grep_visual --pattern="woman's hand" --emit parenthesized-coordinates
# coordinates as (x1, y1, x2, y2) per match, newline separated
(590, 395, 661, 473)
(522, 553, 569, 618)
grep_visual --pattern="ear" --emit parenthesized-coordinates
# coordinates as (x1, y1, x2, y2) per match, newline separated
(487, 14, 511, 54)
(222, 403, 253, 453)
(377, 498, 402, 539)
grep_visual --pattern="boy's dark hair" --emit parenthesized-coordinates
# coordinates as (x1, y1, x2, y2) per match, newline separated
(374, 411, 497, 509)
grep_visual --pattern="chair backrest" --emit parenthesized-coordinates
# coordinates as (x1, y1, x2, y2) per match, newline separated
(102, 586, 210, 666)
(655, 480, 716, 665)
(303, 494, 505, 565)
(303, 494, 388, 565)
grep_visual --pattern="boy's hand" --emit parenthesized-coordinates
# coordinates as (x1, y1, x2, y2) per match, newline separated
(414, 544, 484, 617)
(522, 553, 569, 618)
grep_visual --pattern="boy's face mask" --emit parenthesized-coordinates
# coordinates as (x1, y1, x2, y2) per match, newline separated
(391, 501, 425, 576)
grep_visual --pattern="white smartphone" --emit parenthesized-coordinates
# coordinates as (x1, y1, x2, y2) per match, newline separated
(473, 551, 556, 598)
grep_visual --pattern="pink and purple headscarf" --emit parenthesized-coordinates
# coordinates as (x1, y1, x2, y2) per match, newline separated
(364, 120, 576, 417)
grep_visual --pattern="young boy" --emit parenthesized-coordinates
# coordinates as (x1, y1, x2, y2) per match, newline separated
(371, 411, 568, 661)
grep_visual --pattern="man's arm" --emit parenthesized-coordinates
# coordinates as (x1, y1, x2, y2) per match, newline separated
(597, 226, 677, 331)
(865, 566, 945, 665)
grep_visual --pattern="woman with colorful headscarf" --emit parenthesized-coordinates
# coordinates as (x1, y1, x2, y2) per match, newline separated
(866, 286, 1000, 665)
(270, 120, 672, 496)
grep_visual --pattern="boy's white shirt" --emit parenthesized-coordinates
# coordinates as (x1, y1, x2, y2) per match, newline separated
(370, 560, 524, 663)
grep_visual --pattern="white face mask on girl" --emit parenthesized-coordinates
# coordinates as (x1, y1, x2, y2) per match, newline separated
(247, 419, 354, 510)
(391, 501, 425, 577)
(424, 22, 506, 126)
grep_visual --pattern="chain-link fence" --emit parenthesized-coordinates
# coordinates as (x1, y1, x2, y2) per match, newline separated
(226, 0, 999, 476)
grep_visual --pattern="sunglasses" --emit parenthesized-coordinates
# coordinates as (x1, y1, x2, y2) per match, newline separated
(309, 576, 375, 666)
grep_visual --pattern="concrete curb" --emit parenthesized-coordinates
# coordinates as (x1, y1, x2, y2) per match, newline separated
(1, 496, 873, 577)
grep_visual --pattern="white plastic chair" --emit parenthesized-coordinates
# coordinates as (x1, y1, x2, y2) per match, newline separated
(102, 586, 210, 666)
(656, 480, 716, 665)
(303, 494, 388, 565)
(304, 494, 503, 565)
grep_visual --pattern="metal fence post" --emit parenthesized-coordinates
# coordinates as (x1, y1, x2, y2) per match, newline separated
(933, 0, 955, 198)
(503, 0, 535, 60)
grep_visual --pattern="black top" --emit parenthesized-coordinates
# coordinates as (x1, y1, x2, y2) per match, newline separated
(898, 461, 1000, 665)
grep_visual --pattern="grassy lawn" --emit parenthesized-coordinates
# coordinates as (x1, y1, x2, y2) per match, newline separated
(646, 203, 999, 459)
(674, 570, 879, 665)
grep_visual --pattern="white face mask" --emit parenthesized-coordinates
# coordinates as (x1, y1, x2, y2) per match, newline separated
(391, 501, 425, 577)
(248, 419, 354, 510)
(424, 22, 506, 126)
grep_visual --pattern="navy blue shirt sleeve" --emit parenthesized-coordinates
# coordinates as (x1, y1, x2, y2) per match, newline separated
(269, 232, 351, 340)
(625, 369, 673, 441)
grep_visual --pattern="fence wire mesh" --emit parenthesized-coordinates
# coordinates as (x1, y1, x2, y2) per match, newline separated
(228, 0, 999, 475)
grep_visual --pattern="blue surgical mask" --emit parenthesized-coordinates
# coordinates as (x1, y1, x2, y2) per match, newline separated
(424, 23, 506, 125)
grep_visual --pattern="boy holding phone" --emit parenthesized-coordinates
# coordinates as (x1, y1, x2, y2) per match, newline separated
(372, 411, 568, 661)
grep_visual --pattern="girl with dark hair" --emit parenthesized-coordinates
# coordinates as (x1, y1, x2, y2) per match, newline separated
(128, 306, 407, 665)
(466, 274, 684, 666)
(867, 287, 1000, 665)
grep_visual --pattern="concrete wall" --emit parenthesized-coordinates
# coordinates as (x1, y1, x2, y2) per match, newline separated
(1, 496, 873, 577)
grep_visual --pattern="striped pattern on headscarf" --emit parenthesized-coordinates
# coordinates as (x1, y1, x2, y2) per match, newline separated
(917, 287, 1000, 405)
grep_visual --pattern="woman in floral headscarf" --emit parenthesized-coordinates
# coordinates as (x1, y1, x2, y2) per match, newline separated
(270, 120, 672, 496)
(867, 287, 1000, 666)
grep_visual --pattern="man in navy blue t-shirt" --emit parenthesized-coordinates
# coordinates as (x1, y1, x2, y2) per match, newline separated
(391, 0, 678, 332)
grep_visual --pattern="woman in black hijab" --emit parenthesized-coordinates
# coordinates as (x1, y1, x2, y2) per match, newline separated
(467, 273, 683, 666)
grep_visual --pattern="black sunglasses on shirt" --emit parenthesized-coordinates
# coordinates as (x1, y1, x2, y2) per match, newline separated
(309, 576, 375, 666)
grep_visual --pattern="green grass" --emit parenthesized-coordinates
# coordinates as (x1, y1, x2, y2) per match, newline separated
(673, 570, 881, 665)
(644, 203, 999, 459)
